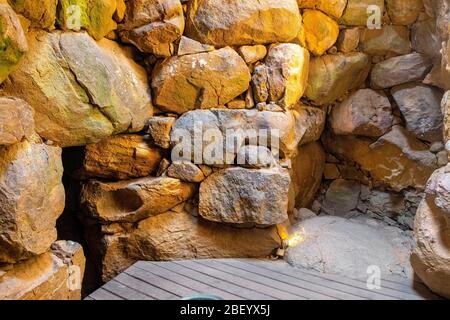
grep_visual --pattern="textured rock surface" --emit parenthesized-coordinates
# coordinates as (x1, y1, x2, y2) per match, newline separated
(81, 176, 196, 223)
(323, 126, 438, 191)
(289, 141, 325, 210)
(339, 0, 385, 26)
(371, 53, 433, 89)
(305, 53, 371, 105)
(297, 0, 347, 19)
(152, 47, 250, 114)
(360, 26, 412, 56)
(185, 0, 301, 46)
(386, 0, 423, 25)
(302, 9, 339, 56)
(8, 0, 57, 29)
(3, 31, 152, 147)
(147, 116, 175, 149)
(92, 210, 281, 281)
(170, 109, 312, 161)
(0, 140, 64, 263)
(391, 84, 444, 142)
(411, 196, 450, 299)
(0, 97, 34, 146)
(286, 216, 414, 279)
(0, 2, 27, 83)
(0, 241, 85, 300)
(199, 167, 290, 225)
(330, 89, 393, 137)
(58, 0, 119, 40)
(83, 134, 163, 180)
(252, 43, 310, 108)
(118, 0, 185, 56)
(167, 161, 205, 182)
(322, 179, 361, 216)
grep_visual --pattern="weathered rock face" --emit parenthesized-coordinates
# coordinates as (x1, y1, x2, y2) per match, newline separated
(0, 2, 27, 83)
(337, 27, 360, 53)
(371, 53, 433, 89)
(83, 134, 163, 180)
(391, 84, 444, 142)
(323, 125, 438, 191)
(3, 31, 152, 147)
(305, 53, 371, 105)
(199, 167, 290, 225)
(81, 176, 196, 223)
(0, 140, 64, 264)
(152, 47, 250, 114)
(8, 0, 57, 29)
(146, 116, 175, 149)
(322, 179, 362, 217)
(252, 43, 310, 109)
(286, 216, 414, 279)
(167, 161, 205, 182)
(58, 0, 120, 40)
(411, 195, 450, 299)
(289, 141, 325, 210)
(443, 91, 450, 145)
(92, 210, 281, 281)
(360, 26, 412, 56)
(118, 0, 185, 56)
(302, 9, 339, 56)
(0, 97, 34, 146)
(386, 0, 423, 25)
(339, 0, 385, 26)
(0, 241, 85, 300)
(297, 0, 347, 19)
(330, 89, 393, 137)
(170, 108, 322, 162)
(185, 0, 301, 46)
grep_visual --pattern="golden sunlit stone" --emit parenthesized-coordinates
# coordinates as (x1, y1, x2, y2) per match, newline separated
(302, 9, 339, 56)
(297, 0, 347, 19)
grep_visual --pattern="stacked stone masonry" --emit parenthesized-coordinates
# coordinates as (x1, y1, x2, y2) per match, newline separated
(0, 0, 448, 299)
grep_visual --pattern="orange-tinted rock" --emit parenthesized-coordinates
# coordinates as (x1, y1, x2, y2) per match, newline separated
(83, 134, 163, 180)
(0, 97, 34, 146)
(0, 241, 85, 300)
(360, 26, 411, 56)
(0, 140, 64, 264)
(302, 9, 339, 56)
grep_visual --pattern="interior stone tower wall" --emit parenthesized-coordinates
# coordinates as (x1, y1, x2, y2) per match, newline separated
(0, 0, 449, 299)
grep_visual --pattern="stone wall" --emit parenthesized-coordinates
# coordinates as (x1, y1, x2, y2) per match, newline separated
(0, 0, 449, 299)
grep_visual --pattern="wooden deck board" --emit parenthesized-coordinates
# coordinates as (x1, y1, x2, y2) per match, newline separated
(87, 258, 440, 300)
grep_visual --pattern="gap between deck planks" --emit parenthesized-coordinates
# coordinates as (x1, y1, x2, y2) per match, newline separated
(86, 258, 442, 300)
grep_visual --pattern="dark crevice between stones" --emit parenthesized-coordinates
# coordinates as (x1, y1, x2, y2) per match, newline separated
(56, 146, 100, 297)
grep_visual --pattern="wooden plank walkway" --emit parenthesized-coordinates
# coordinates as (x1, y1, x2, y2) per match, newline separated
(86, 259, 442, 300)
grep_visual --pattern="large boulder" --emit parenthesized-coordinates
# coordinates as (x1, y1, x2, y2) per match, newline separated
(89, 210, 281, 281)
(329, 89, 393, 137)
(391, 83, 444, 142)
(297, 0, 347, 19)
(339, 0, 385, 26)
(386, 0, 423, 25)
(359, 26, 411, 56)
(411, 195, 450, 299)
(289, 141, 325, 210)
(0, 139, 64, 264)
(286, 216, 414, 279)
(0, 2, 27, 83)
(323, 125, 438, 191)
(170, 108, 321, 162)
(118, 0, 185, 56)
(199, 167, 290, 225)
(58, 0, 119, 40)
(151, 47, 250, 114)
(305, 53, 371, 105)
(0, 241, 85, 300)
(371, 53, 433, 89)
(3, 31, 152, 147)
(185, 0, 301, 46)
(302, 9, 339, 56)
(81, 176, 196, 223)
(0, 97, 34, 146)
(8, 0, 57, 29)
(252, 43, 310, 109)
(83, 134, 163, 180)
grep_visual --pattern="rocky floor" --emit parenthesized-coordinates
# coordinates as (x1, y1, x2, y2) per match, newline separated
(285, 215, 414, 280)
